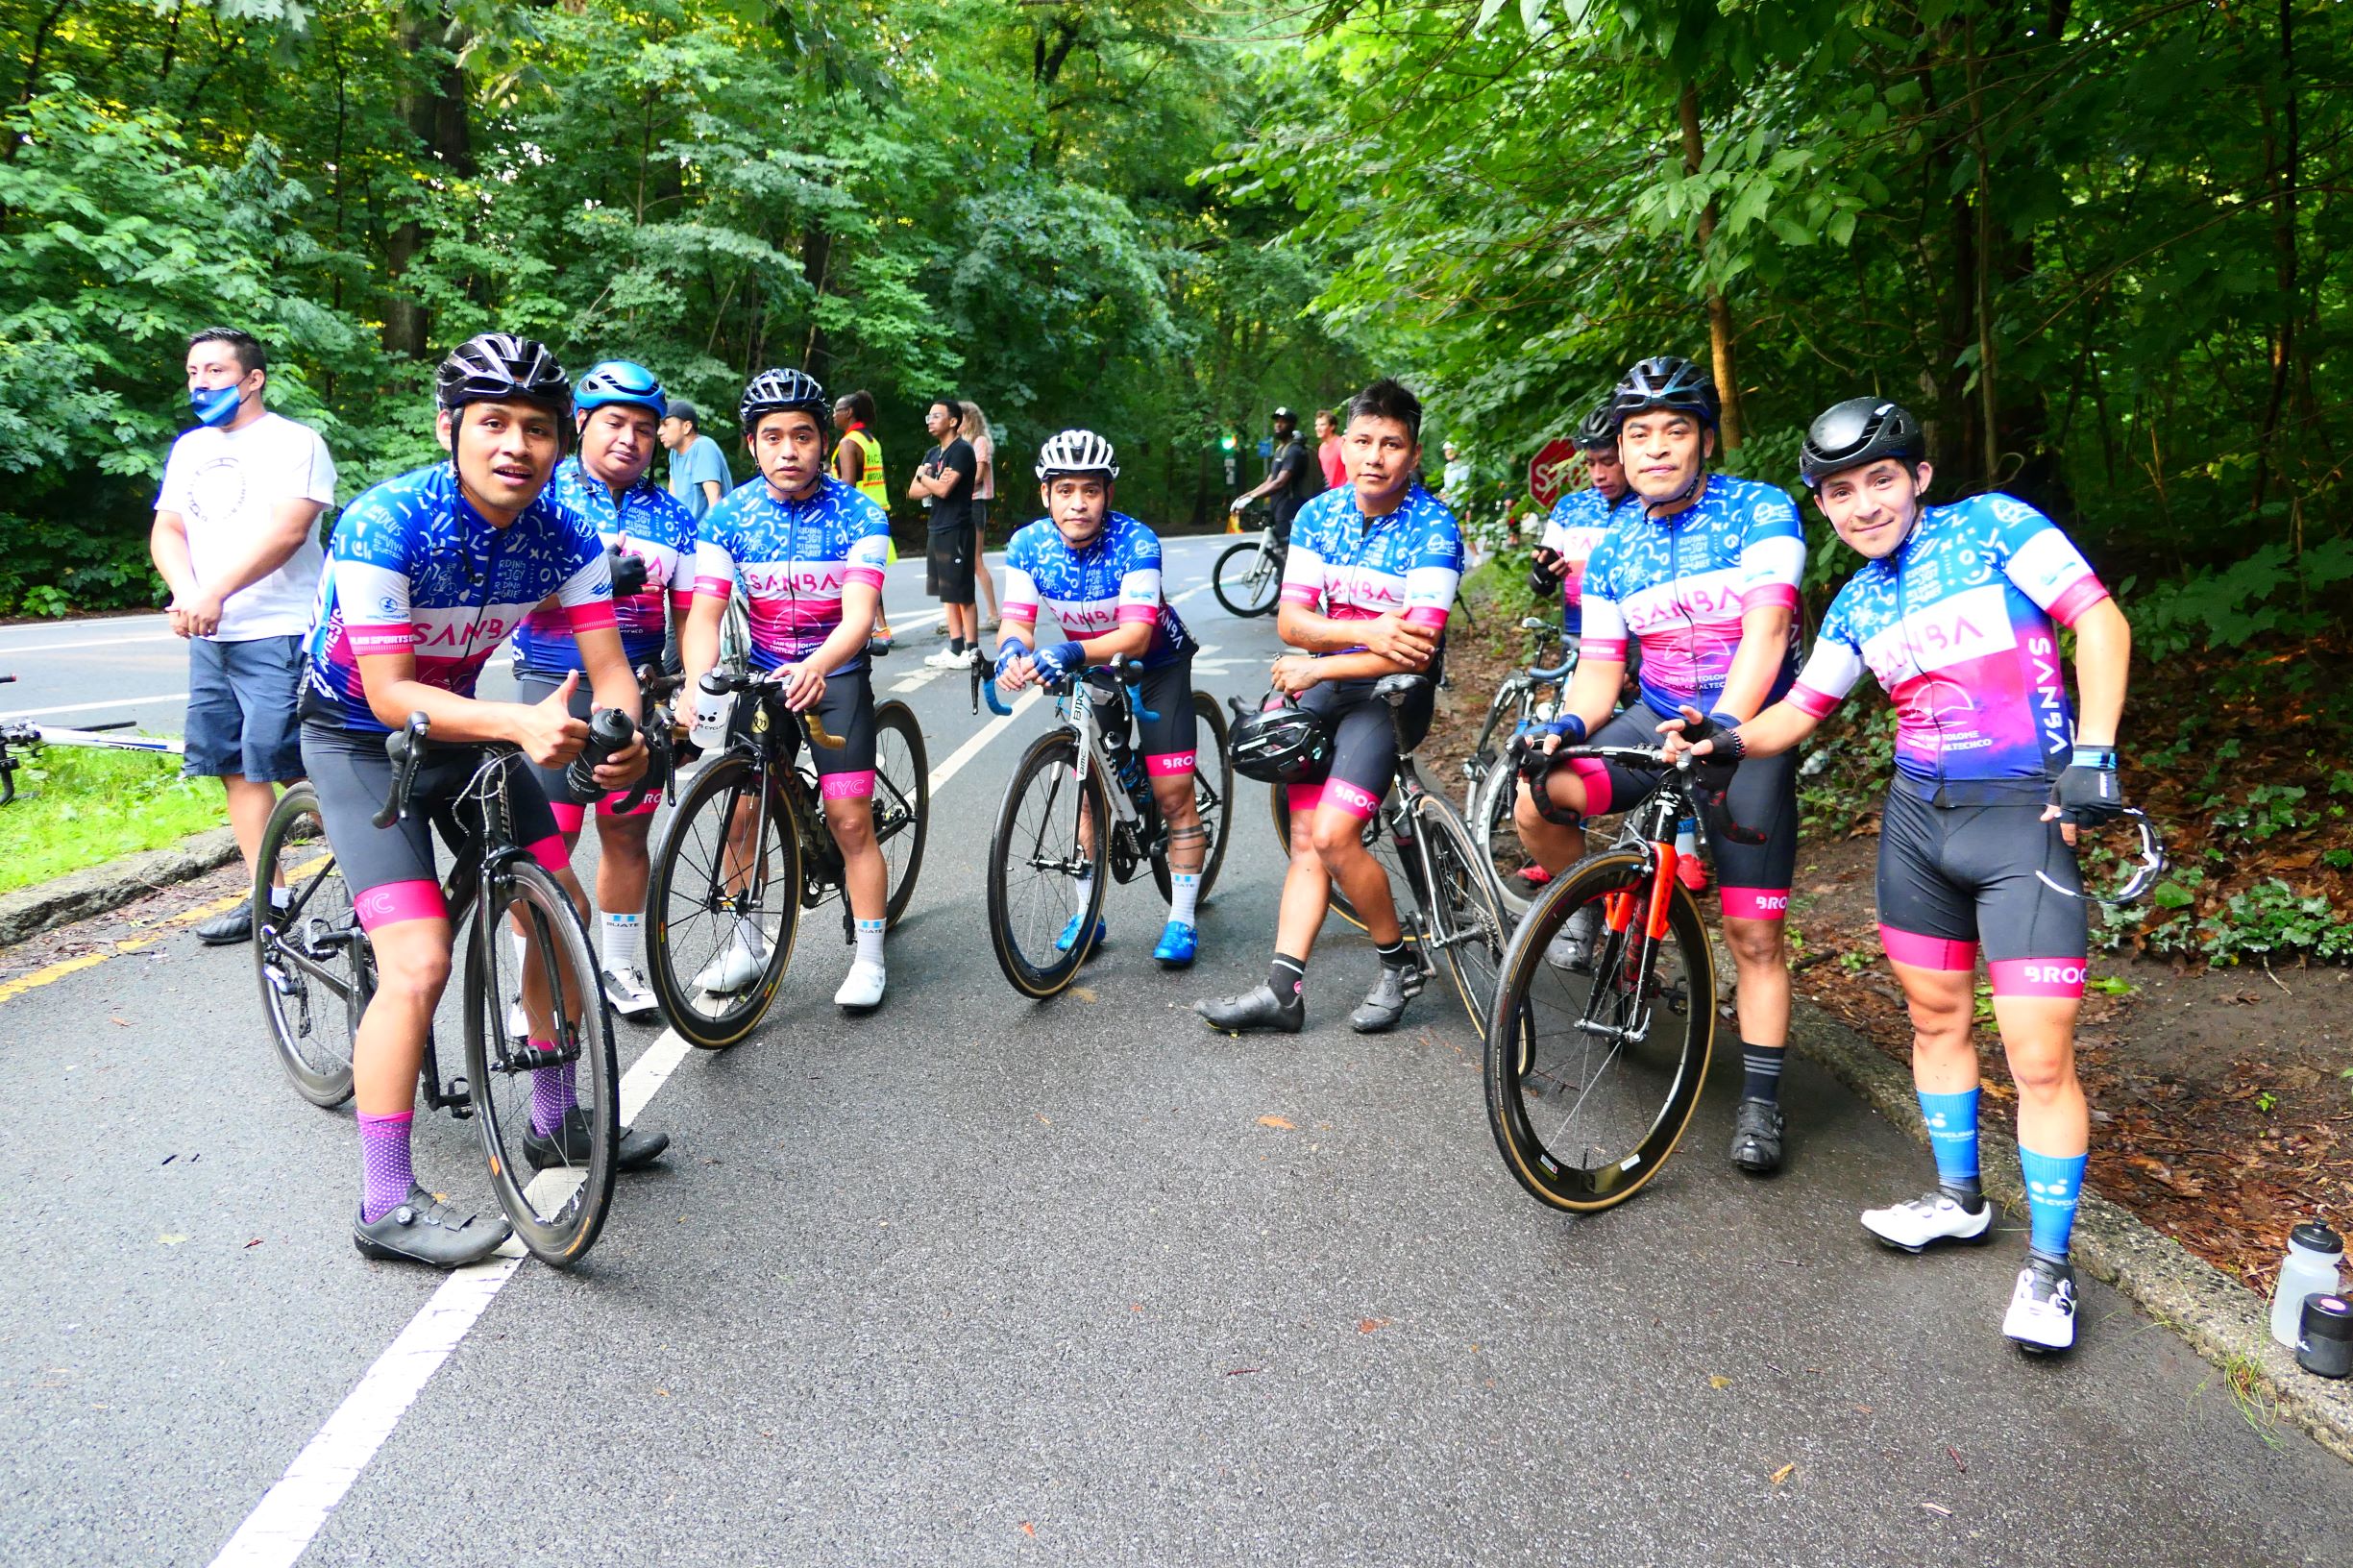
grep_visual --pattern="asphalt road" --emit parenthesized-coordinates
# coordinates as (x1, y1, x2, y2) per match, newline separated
(3, 532, 2348, 1566)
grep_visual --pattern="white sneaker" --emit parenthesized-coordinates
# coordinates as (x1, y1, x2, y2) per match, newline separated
(602, 965, 659, 1019)
(2002, 1262, 2078, 1353)
(693, 923, 768, 993)
(922, 649, 967, 670)
(1543, 903, 1602, 971)
(833, 958, 886, 1012)
(1860, 1190, 1994, 1253)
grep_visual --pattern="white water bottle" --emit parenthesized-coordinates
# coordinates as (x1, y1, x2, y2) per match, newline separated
(689, 672, 732, 752)
(2270, 1222, 2343, 1348)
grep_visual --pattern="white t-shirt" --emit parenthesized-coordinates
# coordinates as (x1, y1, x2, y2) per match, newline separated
(154, 411, 338, 641)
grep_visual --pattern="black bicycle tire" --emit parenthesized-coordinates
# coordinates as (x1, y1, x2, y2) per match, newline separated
(987, 730, 1111, 998)
(1483, 849, 1715, 1214)
(1150, 693, 1233, 904)
(1212, 539, 1282, 618)
(871, 698, 930, 928)
(1413, 791, 1509, 1037)
(646, 753, 801, 1049)
(252, 783, 362, 1109)
(1475, 759, 1548, 921)
(463, 859, 619, 1267)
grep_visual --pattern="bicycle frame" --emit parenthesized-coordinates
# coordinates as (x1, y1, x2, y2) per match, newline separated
(984, 661, 1166, 882)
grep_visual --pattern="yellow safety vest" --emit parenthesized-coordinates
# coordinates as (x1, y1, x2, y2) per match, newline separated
(840, 427, 888, 509)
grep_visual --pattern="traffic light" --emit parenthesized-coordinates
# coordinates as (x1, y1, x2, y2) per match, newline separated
(1218, 430, 1238, 453)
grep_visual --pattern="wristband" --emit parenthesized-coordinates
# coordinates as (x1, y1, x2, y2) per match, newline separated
(1548, 713, 1588, 744)
(2071, 746, 2117, 771)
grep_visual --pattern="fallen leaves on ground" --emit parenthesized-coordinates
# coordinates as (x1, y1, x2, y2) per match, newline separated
(1257, 1114, 1294, 1130)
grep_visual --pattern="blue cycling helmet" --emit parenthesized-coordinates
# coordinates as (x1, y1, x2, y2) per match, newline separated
(576, 359, 668, 419)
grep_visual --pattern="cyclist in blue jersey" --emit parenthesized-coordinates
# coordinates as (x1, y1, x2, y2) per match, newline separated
(679, 368, 895, 1012)
(993, 430, 1210, 968)
(1673, 398, 2133, 1354)
(1515, 355, 1809, 1176)
(1198, 379, 1464, 1037)
(508, 360, 697, 1020)
(298, 332, 663, 1268)
(1528, 400, 1630, 641)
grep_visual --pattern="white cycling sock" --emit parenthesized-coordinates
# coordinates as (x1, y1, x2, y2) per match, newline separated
(601, 910, 643, 972)
(1167, 871, 1201, 926)
(854, 917, 886, 968)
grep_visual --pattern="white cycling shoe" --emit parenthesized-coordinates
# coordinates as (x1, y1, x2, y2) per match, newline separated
(921, 649, 967, 671)
(602, 965, 660, 1019)
(833, 959, 886, 1012)
(1544, 903, 1602, 971)
(694, 923, 769, 994)
(1859, 1190, 1994, 1253)
(2002, 1262, 2078, 1354)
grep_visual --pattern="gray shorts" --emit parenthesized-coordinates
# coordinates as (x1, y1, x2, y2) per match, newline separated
(184, 634, 304, 782)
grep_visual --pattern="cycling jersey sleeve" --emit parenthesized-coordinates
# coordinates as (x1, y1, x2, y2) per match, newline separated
(1577, 536, 1630, 663)
(1735, 491, 1806, 615)
(692, 511, 740, 601)
(1787, 594, 1867, 720)
(845, 496, 891, 592)
(1983, 496, 2110, 626)
(330, 493, 420, 657)
(1279, 528, 1327, 611)
(1115, 528, 1165, 625)
(669, 509, 699, 622)
(552, 520, 618, 635)
(999, 525, 1042, 631)
(1402, 525, 1462, 631)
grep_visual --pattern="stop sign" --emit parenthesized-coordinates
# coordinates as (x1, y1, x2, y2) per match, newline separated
(1529, 438, 1581, 508)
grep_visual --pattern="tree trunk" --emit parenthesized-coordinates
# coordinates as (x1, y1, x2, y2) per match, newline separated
(800, 224, 832, 373)
(1677, 82, 1742, 452)
(383, 8, 475, 358)
(2255, 0, 2299, 519)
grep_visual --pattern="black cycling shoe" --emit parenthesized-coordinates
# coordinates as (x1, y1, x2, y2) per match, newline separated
(196, 904, 253, 945)
(1196, 983, 1305, 1035)
(1349, 961, 1427, 1034)
(353, 1186, 510, 1268)
(1729, 1096, 1785, 1174)
(524, 1106, 672, 1172)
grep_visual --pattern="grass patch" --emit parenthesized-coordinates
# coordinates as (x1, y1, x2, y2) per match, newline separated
(0, 744, 222, 894)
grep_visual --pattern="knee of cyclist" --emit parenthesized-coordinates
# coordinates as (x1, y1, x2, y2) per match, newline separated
(828, 810, 876, 850)
(1511, 786, 1546, 839)
(2005, 1041, 2077, 1100)
(379, 946, 453, 1003)
(1723, 919, 1786, 968)
(1309, 817, 1365, 864)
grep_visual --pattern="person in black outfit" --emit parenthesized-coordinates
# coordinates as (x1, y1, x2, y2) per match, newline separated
(910, 397, 980, 667)
(1230, 406, 1316, 545)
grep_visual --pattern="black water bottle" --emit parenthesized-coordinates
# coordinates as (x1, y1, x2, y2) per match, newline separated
(567, 707, 635, 797)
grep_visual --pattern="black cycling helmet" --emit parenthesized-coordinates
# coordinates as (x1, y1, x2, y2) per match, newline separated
(1609, 355, 1719, 429)
(739, 367, 831, 436)
(436, 332, 571, 417)
(1230, 698, 1333, 786)
(1574, 400, 1617, 451)
(1799, 397, 1925, 489)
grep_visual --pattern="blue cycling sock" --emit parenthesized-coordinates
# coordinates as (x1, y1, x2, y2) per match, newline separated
(1918, 1088, 1981, 1197)
(2017, 1143, 2088, 1264)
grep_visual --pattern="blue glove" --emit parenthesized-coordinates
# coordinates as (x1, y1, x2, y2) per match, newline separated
(993, 637, 1032, 684)
(1541, 712, 1589, 744)
(1031, 641, 1086, 686)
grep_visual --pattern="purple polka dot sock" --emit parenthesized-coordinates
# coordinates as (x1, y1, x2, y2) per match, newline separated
(357, 1111, 415, 1225)
(528, 1041, 576, 1138)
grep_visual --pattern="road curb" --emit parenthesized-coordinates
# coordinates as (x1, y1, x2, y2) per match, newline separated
(0, 827, 241, 948)
(1788, 1001, 2353, 1465)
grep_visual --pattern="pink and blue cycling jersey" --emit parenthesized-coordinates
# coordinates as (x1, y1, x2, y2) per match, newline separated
(511, 457, 697, 674)
(1279, 480, 1464, 643)
(1000, 510, 1194, 669)
(691, 475, 892, 674)
(1536, 486, 1625, 636)
(301, 463, 614, 734)
(1580, 474, 1806, 718)
(1787, 492, 2110, 803)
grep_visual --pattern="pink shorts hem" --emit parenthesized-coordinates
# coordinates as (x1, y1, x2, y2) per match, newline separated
(1879, 923, 1978, 971)
(821, 770, 876, 800)
(1719, 887, 1790, 921)
(1988, 957, 2088, 998)
(1145, 751, 1196, 778)
(1322, 779, 1380, 821)
(354, 879, 447, 931)
(1566, 755, 1612, 818)
(526, 834, 571, 873)
(549, 801, 588, 835)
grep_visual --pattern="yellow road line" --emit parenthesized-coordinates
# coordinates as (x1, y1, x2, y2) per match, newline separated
(0, 937, 158, 1005)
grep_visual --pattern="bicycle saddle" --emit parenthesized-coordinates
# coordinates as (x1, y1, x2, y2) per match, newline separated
(1374, 674, 1430, 705)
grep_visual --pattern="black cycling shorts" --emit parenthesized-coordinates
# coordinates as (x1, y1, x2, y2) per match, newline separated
(752, 666, 877, 801)
(1086, 655, 1197, 778)
(1876, 785, 2087, 998)
(513, 671, 661, 833)
(1287, 662, 1440, 822)
(1555, 704, 1798, 920)
(300, 723, 567, 932)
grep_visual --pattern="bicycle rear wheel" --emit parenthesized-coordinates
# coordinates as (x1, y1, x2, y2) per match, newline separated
(988, 731, 1110, 998)
(464, 860, 619, 1267)
(1475, 760, 1551, 920)
(1484, 849, 1715, 1213)
(1151, 692, 1233, 904)
(1267, 781, 1404, 932)
(871, 699, 930, 927)
(252, 783, 366, 1109)
(1414, 793, 1508, 1036)
(646, 754, 801, 1049)
(1212, 539, 1281, 618)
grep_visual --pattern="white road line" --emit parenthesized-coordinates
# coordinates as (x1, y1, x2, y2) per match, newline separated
(0, 630, 178, 654)
(1, 692, 188, 720)
(205, 708, 1024, 1568)
(1168, 583, 1214, 606)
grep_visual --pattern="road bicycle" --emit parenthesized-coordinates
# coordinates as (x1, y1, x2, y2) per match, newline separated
(252, 707, 669, 1265)
(643, 668, 929, 1047)
(1261, 673, 1510, 1035)
(1211, 513, 1288, 619)
(1458, 619, 1577, 919)
(977, 656, 1234, 998)
(0, 674, 186, 805)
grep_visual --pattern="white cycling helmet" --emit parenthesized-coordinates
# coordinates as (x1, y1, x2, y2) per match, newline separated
(1035, 429, 1119, 481)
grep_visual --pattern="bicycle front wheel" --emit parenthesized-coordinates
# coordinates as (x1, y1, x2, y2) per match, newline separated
(464, 860, 619, 1267)
(1475, 759, 1550, 921)
(1413, 792, 1509, 1037)
(871, 699, 930, 928)
(646, 754, 801, 1049)
(1484, 849, 1715, 1213)
(1212, 539, 1282, 618)
(252, 783, 366, 1109)
(988, 732, 1110, 998)
(1152, 692, 1233, 904)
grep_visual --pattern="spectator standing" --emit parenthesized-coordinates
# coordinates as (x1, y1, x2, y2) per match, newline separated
(833, 390, 897, 651)
(148, 326, 337, 945)
(659, 398, 732, 520)
(1315, 409, 1346, 492)
(911, 397, 981, 668)
(960, 400, 1002, 632)
(1440, 439, 1473, 498)
(1229, 406, 1315, 544)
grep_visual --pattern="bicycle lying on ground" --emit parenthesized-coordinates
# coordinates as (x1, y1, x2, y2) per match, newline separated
(252, 704, 672, 1266)
(1455, 619, 1577, 919)
(0, 674, 186, 805)
(976, 656, 1233, 998)
(1211, 513, 1288, 619)
(643, 667, 929, 1047)
(1261, 673, 1510, 1035)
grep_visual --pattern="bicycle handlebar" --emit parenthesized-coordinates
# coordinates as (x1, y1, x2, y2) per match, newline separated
(699, 667, 846, 749)
(973, 653, 1154, 721)
(1516, 735, 1771, 846)
(376, 700, 675, 828)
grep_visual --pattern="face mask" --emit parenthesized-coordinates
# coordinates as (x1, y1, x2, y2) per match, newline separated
(190, 384, 244, 428)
